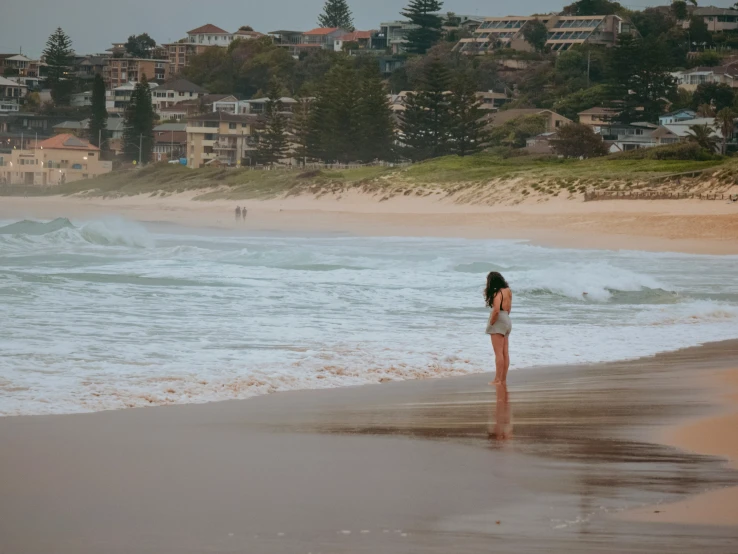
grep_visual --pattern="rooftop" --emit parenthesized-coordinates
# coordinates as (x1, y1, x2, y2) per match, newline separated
(304, 27, 341, 36)
(337, 30, 374, 41)
(188, 24, 229, 35)
(0, 76, 27, 87)
(35, 134, 99, 151)
(158, 79, 208, 94)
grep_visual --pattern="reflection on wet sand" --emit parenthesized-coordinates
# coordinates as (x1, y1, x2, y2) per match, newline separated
(489, 383, 513, 442)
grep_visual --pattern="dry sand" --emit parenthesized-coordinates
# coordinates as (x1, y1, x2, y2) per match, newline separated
(1, 342, 738, 553)
(1, 192, 738, 254)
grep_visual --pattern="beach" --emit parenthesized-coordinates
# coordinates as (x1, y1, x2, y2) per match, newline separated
(1, 193, 737, 552)
(1, 192, 738, 254)
(1, 341, 737, 553)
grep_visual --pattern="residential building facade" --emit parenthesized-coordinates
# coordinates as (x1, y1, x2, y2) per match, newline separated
(685, 7, 738, 33)
(578, 107, 622, 129)
(106, 82, 160, 113)
(186, 111, 258, 168)
(152, 79, 208, 114)
(0, 134, 112, 185)
(487, 108, 572, 132)
(0, 76, 27, 101)
(104, 58, 168, 89)
(455, 14, 636, 55)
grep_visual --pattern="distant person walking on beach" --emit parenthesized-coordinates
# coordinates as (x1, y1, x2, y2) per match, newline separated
(235, 206, 241, 220)
(242, 207, 248, 220)
(485, 272, 512, 386)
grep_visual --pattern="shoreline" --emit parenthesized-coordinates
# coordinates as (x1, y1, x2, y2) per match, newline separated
(2, 340, 737, 552)
(1, 193, 738, 254)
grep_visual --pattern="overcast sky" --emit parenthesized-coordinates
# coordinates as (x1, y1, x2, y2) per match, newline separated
(1, 0, 735, 58)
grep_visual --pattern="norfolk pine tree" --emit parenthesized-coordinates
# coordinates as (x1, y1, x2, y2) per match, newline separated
(43, 27, 74, 106)
(401, 0, 444, 55)
(308, 62, 361, 162)
(123, 76, 155, 164)
(400, 56, 453, 160)
(256, 81, 290, 166)
(357, 64, 396, 162)
(448, 72, 488, 157)
(291, 98, 313, 165)
(88, 74, 107, 149)
(318, 0, 355, 31)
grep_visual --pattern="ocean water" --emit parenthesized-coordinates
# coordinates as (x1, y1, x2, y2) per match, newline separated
(2, 217, 738, 417)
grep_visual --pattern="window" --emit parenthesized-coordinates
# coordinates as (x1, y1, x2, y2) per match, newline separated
(229, 123, 237, 129)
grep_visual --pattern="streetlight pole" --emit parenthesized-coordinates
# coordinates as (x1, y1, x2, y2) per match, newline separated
(139, 134, 142, 166)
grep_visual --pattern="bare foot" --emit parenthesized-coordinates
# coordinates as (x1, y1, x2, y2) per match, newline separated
(490, 379, 501, 386)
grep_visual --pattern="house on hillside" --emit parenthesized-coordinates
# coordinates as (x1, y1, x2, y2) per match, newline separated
(153, 122, 188, 161)
(455, 14, 637, 55)
(303, 28, 350, 50)
(104, 58, 168, 89)
(598, 121, 660, 152)
(659, 109, 697, 125)
(0, 134, 112, 186)
(333, 31, 375, 51)
(106, 81, 160, 113)
(487, 108, 572, 132)
(684, 6, 738, 32)
(672, 65, 738, 91)
(186, 111, 259, 168)
(578, 107, 622, 130)
(152, 79, 208, 114)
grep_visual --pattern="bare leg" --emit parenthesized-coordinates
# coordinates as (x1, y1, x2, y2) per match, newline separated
(502, 335, 510, 384)
(490, 334, 505, 385)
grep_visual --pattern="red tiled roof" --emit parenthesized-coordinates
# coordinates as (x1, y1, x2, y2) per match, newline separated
(338, 31, 373, 41)
(304, 27, 340, 35)
(154, 131, 187, 144)
(188, 24, 229, 35)
(36, 134, 99, 151)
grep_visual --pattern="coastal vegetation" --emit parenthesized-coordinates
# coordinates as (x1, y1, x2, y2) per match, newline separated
(41, 146, 733, 203)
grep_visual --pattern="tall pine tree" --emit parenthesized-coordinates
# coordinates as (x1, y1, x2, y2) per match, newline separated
(318, 0, 355, 31)
(43, 27, 74, 106)
(448, 72, 488, 157)
(88, 74, 107, 149)
(401, 0, 444, 55)
(357, 63, 396, 162)
(400, 56, 452, 161)
(291, 98, 313, 165)
(123, 76, 155, 164)
(256, 81, 290, 166)
(308, 62, 361, 163)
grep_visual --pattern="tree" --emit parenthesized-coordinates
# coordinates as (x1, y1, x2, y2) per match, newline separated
(125, 33, 156, 58)
(630, 8, 676, 39)
(123, 76, 155, 164)
(318, 0, 354, 31)
(291, 98, 313, 164)
(88, 74, 107, 149)
(356, 64, 396, 162)
(562, 0, 623, 16)
(401, 0, 445, 55)
(448, 72, 488, 156)
(489, 115, 548, 148)
(43, 27, 74, 106)
(692, 83, 735, 112)
(307, 62, 362, 162)
(671, 1, 688, 20)
(25, 92, 41, 112)
(551, 124, 608, 158)
(607, 34, 677, 122)
(686, 123, 719, 152)
(400, 56, 452, 160)
(256, 81, 290, 166)
(522, 18, 548, 53)
(688, 15, 712, 48)
(716, 108, 735, 155)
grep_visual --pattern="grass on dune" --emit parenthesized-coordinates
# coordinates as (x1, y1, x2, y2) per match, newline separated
(45, 150, 732, 199)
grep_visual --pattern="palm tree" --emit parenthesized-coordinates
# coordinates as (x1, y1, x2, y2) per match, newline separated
(686, 123, 719, 152)
(716, 108, 736, 155)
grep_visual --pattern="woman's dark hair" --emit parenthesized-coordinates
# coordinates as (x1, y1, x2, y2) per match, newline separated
(484, 272, 509, 308)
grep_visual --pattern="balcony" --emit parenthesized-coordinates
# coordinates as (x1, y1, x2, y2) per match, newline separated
(213, 141, 237, 150)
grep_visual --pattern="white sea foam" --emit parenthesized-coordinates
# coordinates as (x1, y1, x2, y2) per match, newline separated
(2, 219, 738, 416)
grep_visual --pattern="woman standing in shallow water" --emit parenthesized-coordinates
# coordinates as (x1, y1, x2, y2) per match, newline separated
(485, 272, 512, 386)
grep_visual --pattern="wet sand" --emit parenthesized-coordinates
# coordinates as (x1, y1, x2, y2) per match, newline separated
(2, 194, 738, 254)
(1, 341, 737, 553)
